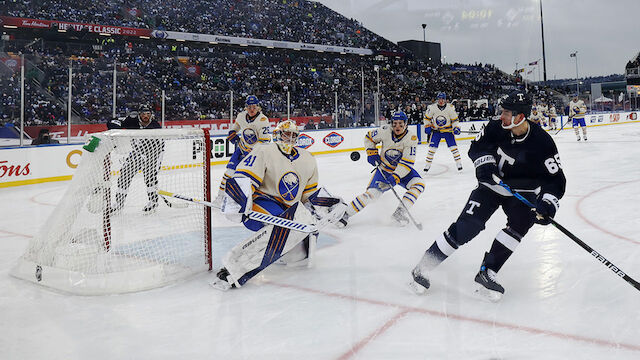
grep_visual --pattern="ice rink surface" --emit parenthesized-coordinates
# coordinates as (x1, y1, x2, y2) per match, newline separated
(1, 123, 640, 359)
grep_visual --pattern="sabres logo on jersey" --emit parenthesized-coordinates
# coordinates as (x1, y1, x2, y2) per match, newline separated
(384, 149, 402, 166)
(435, 115, 448, 127)
(573, 106, 581, 113)
(243, 128, 258, 145)
(278, 172, 300, 201)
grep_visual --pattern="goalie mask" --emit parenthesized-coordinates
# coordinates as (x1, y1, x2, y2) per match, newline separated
(273, 120, 300, 154)
(499, 91, 532, 129)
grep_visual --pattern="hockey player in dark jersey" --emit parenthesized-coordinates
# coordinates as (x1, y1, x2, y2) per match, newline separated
(107, 105, 164, 213)
(409, 91, 566, 301)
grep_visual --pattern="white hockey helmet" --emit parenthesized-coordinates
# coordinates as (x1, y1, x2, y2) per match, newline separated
(273, 119, 300, 154)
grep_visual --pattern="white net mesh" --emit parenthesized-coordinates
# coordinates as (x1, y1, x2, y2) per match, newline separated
(12, 129, 211, 295)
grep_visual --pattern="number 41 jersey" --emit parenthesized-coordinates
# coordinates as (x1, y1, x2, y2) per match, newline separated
(470, 119, 566, 199)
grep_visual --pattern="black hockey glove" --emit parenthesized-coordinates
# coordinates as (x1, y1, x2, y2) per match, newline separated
(535, 194, 559, 225)
(474, 155, 499, 185)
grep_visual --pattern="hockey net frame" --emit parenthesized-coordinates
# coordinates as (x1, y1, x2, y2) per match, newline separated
(11, 129, 212, 295)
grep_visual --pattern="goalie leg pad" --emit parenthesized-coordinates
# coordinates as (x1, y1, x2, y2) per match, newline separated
(223, 203, 316, 287)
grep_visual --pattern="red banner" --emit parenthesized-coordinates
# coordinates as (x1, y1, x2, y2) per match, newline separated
(0, 16, 152, 37)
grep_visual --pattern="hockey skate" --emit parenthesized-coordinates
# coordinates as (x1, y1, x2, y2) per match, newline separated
(391, 207, 409, 226)
(110, 193, 126, 214)
(408, 266, 430, 295)
(210, 268, 235, 291)
(474, 265, 504, 302)
(143, 192, 159, 213)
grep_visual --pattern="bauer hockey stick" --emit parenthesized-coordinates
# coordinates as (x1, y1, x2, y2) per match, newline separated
(492, 175, 640, 292)
(375, 165, 423, 231)
(158, 190, 319, 233)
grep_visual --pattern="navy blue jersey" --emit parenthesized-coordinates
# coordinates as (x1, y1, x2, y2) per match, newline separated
(107, 113, 161, 130)
(469, 119, 566, 199)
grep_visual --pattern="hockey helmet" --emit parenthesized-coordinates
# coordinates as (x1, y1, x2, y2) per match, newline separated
(246, 95, 260, 106)
(273, 119, 300, 154)
(391, 111, 408, 122)
(436, 92, 447, 100)
(500, 91, 532, 116)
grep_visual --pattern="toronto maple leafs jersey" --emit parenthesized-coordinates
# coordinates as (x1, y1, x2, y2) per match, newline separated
(469, 119, 566, 199)
(424, 103, 459, 132)
(231, 111, 271, 154)
(365, 125, 418, 178)
(234, 142, 318, 206)
(568, 100, 587, 119)
(106, 113, 163, 156)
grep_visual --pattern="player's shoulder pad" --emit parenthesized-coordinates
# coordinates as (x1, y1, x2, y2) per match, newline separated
(148, 120, 162, 129)
(258, 114, 269, 122)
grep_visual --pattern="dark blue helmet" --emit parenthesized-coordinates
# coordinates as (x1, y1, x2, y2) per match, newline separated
(246, 95, 259, 106)
(391, 111, 408, 122)
(436, 92, 446, 100)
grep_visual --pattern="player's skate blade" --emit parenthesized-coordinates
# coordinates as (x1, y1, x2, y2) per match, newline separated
(473, 267, 504, 302)
(210, 278, 232, 291)
(408, 268, 430, 295)
(211, 268, 235, 291)
(392, 207, 409, 227)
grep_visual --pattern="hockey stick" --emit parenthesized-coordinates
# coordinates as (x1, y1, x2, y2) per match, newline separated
(158, 190, 318, 233)
(160, 194, 189, 208)
(375, 165, 423, 231)
(458, 129, 480, 134)
(554, 116, 569, 135)
(492, 175, 640, 292)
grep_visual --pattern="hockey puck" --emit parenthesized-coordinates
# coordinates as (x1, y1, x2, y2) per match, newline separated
(350, 151, 361, 161)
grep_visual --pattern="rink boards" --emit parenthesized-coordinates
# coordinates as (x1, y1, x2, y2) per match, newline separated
(1, 111, 638, 188)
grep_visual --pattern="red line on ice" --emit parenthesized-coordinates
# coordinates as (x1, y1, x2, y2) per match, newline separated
(266, 281, 640, 355)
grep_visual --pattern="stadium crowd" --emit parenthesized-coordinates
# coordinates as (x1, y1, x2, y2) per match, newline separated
(2, 39, 522, 127)
(3, 0, 401, 52)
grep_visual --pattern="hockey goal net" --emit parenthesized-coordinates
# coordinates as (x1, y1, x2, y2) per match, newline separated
(11, 129, 212, 295)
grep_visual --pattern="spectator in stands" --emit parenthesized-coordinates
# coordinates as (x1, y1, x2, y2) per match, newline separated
(31, 128, 59, 145)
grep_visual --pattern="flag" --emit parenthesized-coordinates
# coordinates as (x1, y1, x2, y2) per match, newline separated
(529, 60, 538, 66)
(570, 52, 577, 58)
(517, 68, 525, 73)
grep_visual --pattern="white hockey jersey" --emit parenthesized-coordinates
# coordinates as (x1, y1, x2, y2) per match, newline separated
(234, 142, 319, 207)
(424, 103, 459, 132)
(569, 100, 587, 119)
(529, 111, 545, 125)
(231, 111, 271, 154)
(365, 125, 418, 178)
(537, 104, 549, 118)
(548, 106, 557, 118)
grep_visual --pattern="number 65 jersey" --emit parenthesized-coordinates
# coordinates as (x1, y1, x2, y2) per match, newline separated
(470, 119, 566, 199)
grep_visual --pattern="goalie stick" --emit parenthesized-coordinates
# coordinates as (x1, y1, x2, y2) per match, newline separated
(158, 190, 319, 233)
(492, 175, 640, 292)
